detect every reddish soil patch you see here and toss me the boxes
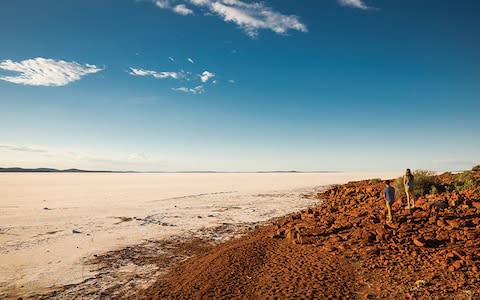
[138,172,480,299]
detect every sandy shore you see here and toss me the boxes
[0,172,398,299]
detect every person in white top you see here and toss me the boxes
[403,168,415,209]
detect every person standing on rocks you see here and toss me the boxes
[403,169,415,208]
[384,180,396,222]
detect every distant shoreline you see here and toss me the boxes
[0,167,341,174]
[0,167,114,173]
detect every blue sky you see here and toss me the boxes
[0,0,479,171]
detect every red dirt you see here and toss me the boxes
[138,172,480,299]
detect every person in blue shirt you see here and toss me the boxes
[384,180,396,222]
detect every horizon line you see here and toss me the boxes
[0,167,344,174]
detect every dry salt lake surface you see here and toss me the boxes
[0,172,398,299]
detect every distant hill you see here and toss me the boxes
[0,168,339,173]
[0,167,113,173]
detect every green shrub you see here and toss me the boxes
[394,176,407,199]
[454,171,479,191]
[393,169,479,197]
[414,170,439,196]
[394,170,439,198]
[472,165,480,172]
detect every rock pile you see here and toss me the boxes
[140,171,480,299]
[271,172,480,297]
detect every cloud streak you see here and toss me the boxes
[152,0,307,37]
[155,0,195,15]
[0,57,102,86]
[129,67,185,79]
[129,63,219,95]
[0,144,166,171]
[200,70,215,83]
[337,0,370,10]
[0,144,48,153]
[172,85,205,94]
[155,0,170,8]
[173,4,194,15]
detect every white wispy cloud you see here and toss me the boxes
[0,143,165,171]
[152,0,307,37]
[228,79,235,83]
[207,0,307,37]
[155,0,194,16]
[155,0,170,8]
[129,67,185,79]
[172,85,205,94]
[337,0,370,10]
[0,144,48,153]
[129,58,220,95]
[200,70,215,83]
[0,57,102,87]
[173,4,194,15]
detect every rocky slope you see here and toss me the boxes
[139,171,480,299]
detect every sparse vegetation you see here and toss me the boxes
[472,165,480,172]
[394,169,479,198]
[368,178,382,184]
[413,170,441,196]
[395,170,440,198]
[454,171,478,192]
